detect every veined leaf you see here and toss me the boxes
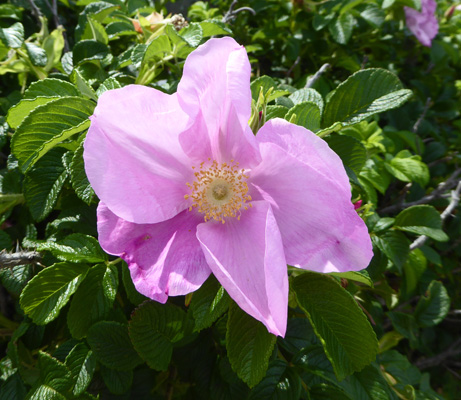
[65,343,96,396]
[24,78,80,99]
[0,22,24,48]
[293,272,378,381]
[20,262,89,325]
[284,101,321,132]
[414,281,450,327]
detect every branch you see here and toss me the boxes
[43,0,70,52]
[306,63,331,88]
[28,0,43,25]
[379,168,461,214]
[410,179,461,251]
[415,338,461,369]
[222,0,255,23]
[0,250,42,268]
[413,97,431,134]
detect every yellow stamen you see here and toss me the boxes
[184,160,252,223]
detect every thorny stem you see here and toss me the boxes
[27,0,43,25]
[0,250,42,268]
[222,0,256,23]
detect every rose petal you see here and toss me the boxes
[196,201,288,337]
[256,118,351,197]
[84,85,194,224]
[405,0,438,47]
[250,141,373,273]
[97,202,211,302]
[177,37,261,167]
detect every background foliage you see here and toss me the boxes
[1,0,460,399]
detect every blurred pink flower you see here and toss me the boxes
[83,37,373,337]
[405,0,438,47]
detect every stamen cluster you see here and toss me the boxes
[185,159,252,223]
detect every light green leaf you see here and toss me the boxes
[87,17,109,45]
[24,78,80,99]
[43,27,65,71]
[386,153,430,187]
[178,22,203,47]
[23,148,68,221]
[329,271,373,287]
[266,105,289,120]
[329,13,354,45]
[96,76,121,97]
[87,321,143,371]
[190,275,231,332]
[65,343,96,396]
[71,69,98,101]
[289,88,324,112]
[200,19,232,37]
[226,302,277,387]
[284,101,321,132]
[414,281,450,327]
[25,42,47,67]
[360,5,385,28]
[7,97,59,129]
[293,272,378,381]
[20,262,89,325]
[11,97,94,172]
[128,301,186,371]
[322,69,412,128]
[251,76,276,101]
[68,263,118,339]
[0,22,24,48]
[394,205,448,241]
[37,233,108,263]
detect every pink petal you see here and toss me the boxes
[97,202,211,302]
[84,85,194,224]
[256,119,351,197]
[405,0,438,47]
[177,37,261,168]
[196,201,288,337]
[250,137,373,273]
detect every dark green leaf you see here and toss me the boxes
[289,88,324,112]
[37,233,108,263]
[372,231,410,271]
[65,343,96,396]
[70,139,94,205]
[129,301,186,371]
[0,22,24,48]
[251,76,277,101]
[322,69,412,128]
[121,262,148,305]
[72,39,110,66]
[387,312,418,342]
[226,302,277,387]
[325,135,366,175]
[394,205,448,242]
[68,263,118,339]
[266,105,289,121]
[328,13,354,44]
[100,366,132,395]
[414,281,450,327]
[190,275,231,331]
[70,69,98,101]
[0,372,27,400]
[25,43,47,67]
[87,321,143,371]
[359,5,385,28]
[293,272,378,381]
[19,262,89,325]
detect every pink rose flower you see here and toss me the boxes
[405,0,438,47]
[83,37,373,337]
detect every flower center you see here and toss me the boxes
[185,159,252,223]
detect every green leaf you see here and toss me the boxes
[75,2,119,41]
[248,360,302,400]
[200,19,232,37]
[7,97,60,129]
[325,135,366,175]
[23,148,68,221]
[121,262,148,305]
[11,97,94,172]
[372,231,410,271]
[329,271,373,287]
[20,263,89,325]
[322,69,412,128]
[266,105,289,121]
[24,78,80,99]
[26,352,73,400]
[190,275,231,331]
[71,69,98,101]
[70,138,94,205]
[293,272,378,381]
[100,366,132,395]
[329,13,354,45]
[339,363,397,400]
[72,39,110,66]
[251,76,277,101]
[414,281,450,327]
[43,27,65,72]
[0,22,24,48]
[284,101,321,132]
[0,264,32,296]
[360,5,385,28]
[68,263,118,339]
[289,88,324,112]
[37,233,108,263]
[387,312,418,342]
[87,321,143,371]
[0,372,27,400]
[226,302,277,387]
[178,22,203,47]
[309,384,352,400]
[128,301,186,371]
[401,249,427,299]
[87,17,109,45]
[386,152,430,187]
[25,42,47,67]
[394,205,448,241]
[64,343,96,396]
[96,77,121,97]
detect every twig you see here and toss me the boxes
[413,97,431,134]
[0,250,42,268]
[415,338,461,369]
[379,168,461,214]
[222,0,256,23]
[409,180,461,250]
[306,63,331,88]
[28,0,43,24]
[286,56,301,78]
[43,0,70,52]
